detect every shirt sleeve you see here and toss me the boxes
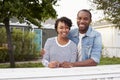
[91,33,102,64]
[41,59,49,67]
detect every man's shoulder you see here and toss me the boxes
[88,27,101,36]
[70,28,78,32]
[69,28,78,35]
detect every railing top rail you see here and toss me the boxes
[0,65,120,80]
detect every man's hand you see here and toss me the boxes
[60,61,73,68]
[40,49,45,57]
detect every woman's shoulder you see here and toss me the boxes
[47,37,56,41]
[44,37,56,46]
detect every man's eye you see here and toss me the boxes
[77,18,81,20]
[60,27,63,29]
[84,18,89,20]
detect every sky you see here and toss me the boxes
[53,0,104,27]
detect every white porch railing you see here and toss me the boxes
[0,65,120,80]
[102,47,120,57]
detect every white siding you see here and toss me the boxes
[94,26,114,47]
[94,24,120,57]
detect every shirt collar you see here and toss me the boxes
[85,26,92,37]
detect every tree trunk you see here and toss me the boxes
[4,17,15,68]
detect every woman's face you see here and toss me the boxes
[57,21,70,38]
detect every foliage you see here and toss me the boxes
[92,0,120,28]
[0,49,9,63]
[12,28,39,61]
[0,27,8,62]
[0,27,7,43]
[0,28,40,62]
[0,0,58,67]
[0,0,58,27]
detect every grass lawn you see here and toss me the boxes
[99,57,120,65]
[0,62,44,68]
[0,57,120,68]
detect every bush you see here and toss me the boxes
[0,27,40,62]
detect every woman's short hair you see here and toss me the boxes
[55,17,72,31]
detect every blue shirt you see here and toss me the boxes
[68,27,102,63]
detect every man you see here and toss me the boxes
[60,9,102,67]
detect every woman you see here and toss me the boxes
[42,17,78,68]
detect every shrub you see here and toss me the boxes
[0,27,40,62]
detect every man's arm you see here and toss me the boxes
[61,58,97,68]
[71,58,97,67]
[40,48,45,58]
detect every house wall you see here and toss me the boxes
[115,28,120,47]
[94,26,114,47]
[94,25,120,57]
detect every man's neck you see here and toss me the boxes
[79,30,86,34]
[79,27,89,34]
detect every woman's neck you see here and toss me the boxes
[57,36,69,45]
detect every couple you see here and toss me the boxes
[42,9,102,68]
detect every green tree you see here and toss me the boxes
[0,0,58,67]
[92,0,120,28]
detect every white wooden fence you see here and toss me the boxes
[102,47,120,57]
[0,65,120,80]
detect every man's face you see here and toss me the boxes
[77,11,91,33]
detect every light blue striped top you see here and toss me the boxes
[42,37,78,67]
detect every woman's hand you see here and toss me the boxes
[60,61,73,68]
[48,61,60,68]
